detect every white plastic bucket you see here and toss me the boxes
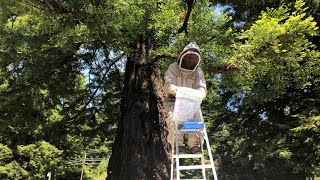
[172,87,203,122]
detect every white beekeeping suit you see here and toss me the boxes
[163,42,206,154]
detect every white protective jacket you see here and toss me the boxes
[164,62,207,100]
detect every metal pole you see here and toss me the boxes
[80,153,86,180]
[47,172,51,180]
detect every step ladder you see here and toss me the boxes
[170,119,218,180]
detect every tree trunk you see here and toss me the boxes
[107,59,170,180]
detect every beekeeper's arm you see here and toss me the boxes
[193,67,207,100]
[164,63,178,97]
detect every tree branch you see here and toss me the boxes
[28,0,71,15]
[213,63,239,74]
[67,53,125,122]
[177,0,195,35]
[153,54,177,63]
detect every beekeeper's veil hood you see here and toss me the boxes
[177,42,201,72]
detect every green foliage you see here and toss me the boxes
[0,144,29,179]
[155,0,233,74]
[83,160,108,180]
[205,1,320,178]
[0,144,13,163]
[225,0,320,102]
[0,161,29,179]
[0,0,122,178]
[151,1,181,41]
[17,141,63,179]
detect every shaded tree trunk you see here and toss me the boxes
[107,58,170,180]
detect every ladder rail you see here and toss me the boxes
[200,144,206,179]
[203,126,218,180]
[170,129,175,180]
[175,123,181,180]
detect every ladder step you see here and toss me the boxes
[175,130,203,134]
[173,154,203,158]
[181,122,204,129]
[178,164,213,170]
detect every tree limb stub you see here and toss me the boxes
[153,54,177,63]
[213,63,239,74]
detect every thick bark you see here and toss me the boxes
[107,59,170,180]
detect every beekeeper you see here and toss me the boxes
[163,42,207,154]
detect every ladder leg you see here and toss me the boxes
[170,125,175,180]
[200,139,206,180]
[203,128,218,180]
[199,112,207,180]
[174,122,180,180]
